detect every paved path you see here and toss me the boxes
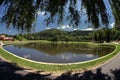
[101,52,120,75]
[0,52,120,80]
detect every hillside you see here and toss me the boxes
[15,28,93,41]
[34,28,92,36]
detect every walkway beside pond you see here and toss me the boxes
[101,51,120,75]
[0,52,120,80]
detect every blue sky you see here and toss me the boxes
[0,0,115,35]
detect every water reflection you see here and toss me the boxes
[4,42,115,63]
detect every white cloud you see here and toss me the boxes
[61,26,66,29]
[73,28,78,31]
[37,11,45,15]
[46,27,51,30]
[57,27,60,29]
[81,28,94,31]
[41,12,45,15]
[61,25,71,29]
[110,22,115,28]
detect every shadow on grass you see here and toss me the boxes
[0,59,120,80]
[0,59,51,80]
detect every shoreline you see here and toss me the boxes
[0,41,120,79]
[0,42,119,71]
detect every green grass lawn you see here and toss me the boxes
[0,41,120,72]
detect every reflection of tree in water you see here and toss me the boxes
[0,59,120,80]
[16,42,115,57]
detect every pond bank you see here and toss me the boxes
[0,41,119,73]
[1,55,120,80]
[3,42,115,64]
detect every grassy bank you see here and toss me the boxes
[0,41,120,72]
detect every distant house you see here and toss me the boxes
[0,35,14,41]
[0,35,6,40]
[5,37,14,41]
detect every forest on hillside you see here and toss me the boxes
[14,29,92,42]
[13,28,120,42]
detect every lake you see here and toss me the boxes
[3,42,115,63]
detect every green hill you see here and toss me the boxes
[15,28,93,42]
[35,28,91,36]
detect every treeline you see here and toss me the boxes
[14,28,120,42]
[15,28,92,42]
[92,28,120,42]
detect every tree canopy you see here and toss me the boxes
[0,0,120,32]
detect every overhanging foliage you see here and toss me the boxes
[0,0,120,31]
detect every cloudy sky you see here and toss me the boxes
[0,0,115,35]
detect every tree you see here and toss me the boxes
[0,0,120,31]
[109,0,120,29]
[92,28,116,42]
[15,34,23,41]
[51,36,59,42]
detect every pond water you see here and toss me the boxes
[4,42,115,63]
